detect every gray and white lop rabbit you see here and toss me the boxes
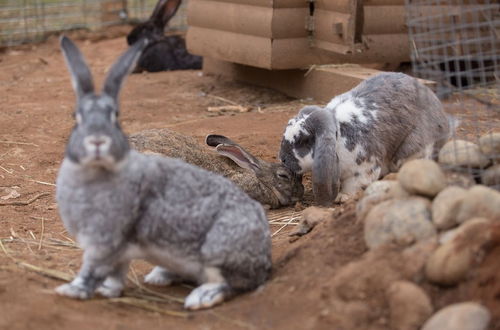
[129,129,304,209]
[55,36,271,310]
[279,72,455,206]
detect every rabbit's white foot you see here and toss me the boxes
[56,279,91,299]
[335,193,352,204]
[96,277,123,298]
[184,283,229,310]
[144,266,175,286]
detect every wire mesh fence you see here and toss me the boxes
[0,0,189,46]
[406,0,500,190]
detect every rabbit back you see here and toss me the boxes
[328,72,450,175]
[130,129,302,209]
[135,36,202,72]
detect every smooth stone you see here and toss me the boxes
[481,164,500,188]
[421,302,490,330]
[439,140,490,168]
[432,186,467,230]
[387,281,433,330]
[398,159,446,198]
[444,170,476,188]
[478,132,500,159]
[356,181,409,222]
[364,197,436,249]
[456,185,500,224]
[425,218,492,286]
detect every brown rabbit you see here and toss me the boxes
[129,129,304,209]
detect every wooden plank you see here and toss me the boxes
[203,58,435,103]
[186,26,273,68]
[188,1,273,38]
[188,0,307,8]
[364,6,407,34]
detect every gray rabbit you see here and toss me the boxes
[129,129,304,209]
[279,73,455,206]
[55,36,271,310]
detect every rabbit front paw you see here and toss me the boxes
[144,266,176,286]
[96,277,124,298]
[184,283,229,310]
[56,281,92,300]
[335,193,352,204]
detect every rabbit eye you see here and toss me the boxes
[277,172,290,180]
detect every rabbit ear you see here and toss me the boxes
[215,144,262,172]
[309,110,340,206]
[205,134,237,147]
[151,0,182,28]
[102,38,148,101]
[60,35,95,99]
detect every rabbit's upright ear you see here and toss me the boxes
[215,144,262,172]
[151,0,182,28]
[309,110,340,206]
[60,36,95,99]
[102,38,149,101]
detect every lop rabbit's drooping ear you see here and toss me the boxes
[60,36,95,100]
[309,110,341,206]
[279,107,340,206]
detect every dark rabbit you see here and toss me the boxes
[280,72,457,206]
[126,0,202,72]
[129,129,304,209]
[55,36,271,310]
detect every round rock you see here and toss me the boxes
[425,218,492,286]
[481,164,500,188]
[398,159,446,197]
[478,132,500,159]
[364,197,436,249]
[421,302,491,330]
[387,281,433,330]
[432,186,467,230]
[439,140,490,168]
[356,180,408,222]
[456,185,500,224]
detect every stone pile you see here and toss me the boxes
[355,151,500,330]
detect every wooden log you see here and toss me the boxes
[188,1,308,38]
[203,58,435,103]
[187,26,410,69]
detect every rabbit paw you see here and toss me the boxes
[144,266,176,286]
[55,282,91,300]
[335,193,352,204]
[184,283,228,310]
[96,277,123,298]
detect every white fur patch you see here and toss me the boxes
[97,276,124,298]
[335,99,370,124]
[144,266,174,286]
[284,114,310,143]
[184,283,227,310]
[326,92,350,110]
[293,149,314,173]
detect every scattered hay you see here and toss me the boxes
[0,192,49,206]
[268,209,301,237]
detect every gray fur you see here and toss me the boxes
[55,36,271,310]
[280,72,454,206]
[129,129,304,209]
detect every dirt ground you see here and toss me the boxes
[1,27,499,330]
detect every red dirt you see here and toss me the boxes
[1,27,499,330]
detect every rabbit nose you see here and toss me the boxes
[84,135,111,151]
